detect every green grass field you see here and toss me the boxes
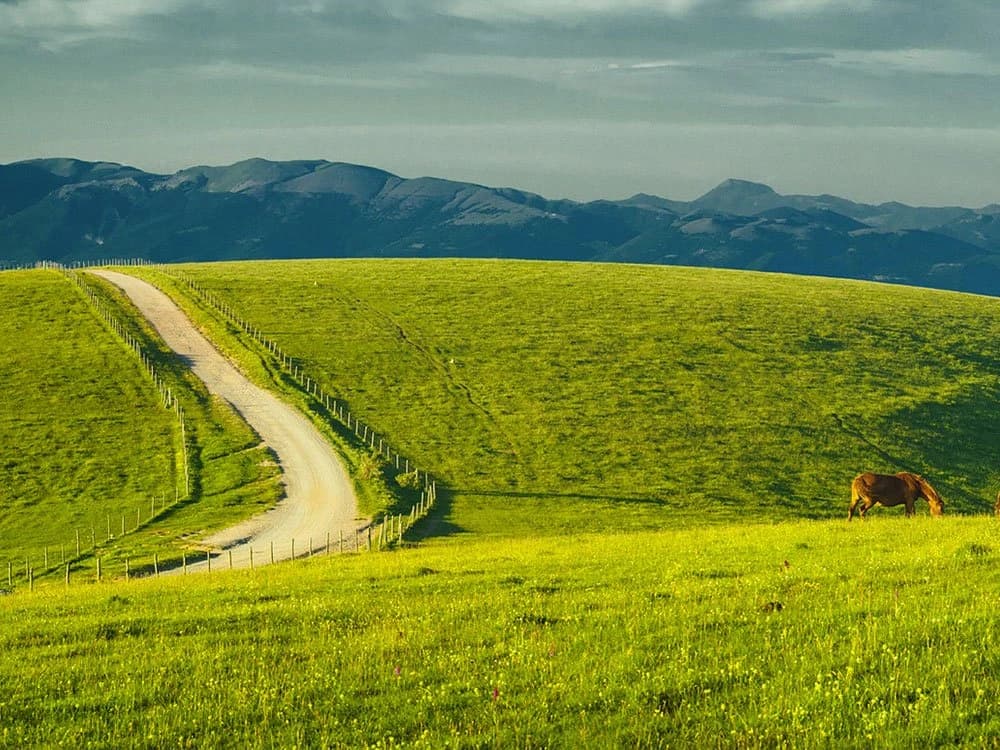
[0,269,281,577]
[6,259,1000,746]
[145,259,1000,535]
[0,270,176,554]
[3,516,1000,747]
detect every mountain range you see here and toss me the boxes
[3,157,1000,295]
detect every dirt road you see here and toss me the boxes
[94,270,362,571]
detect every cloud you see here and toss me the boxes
[446,0,706,21]
[182,60,419,90]
[823,47,1000,77]
[617,60,688,70]
[749,0,874,16]
[0,0,191,46]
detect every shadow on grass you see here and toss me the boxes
[403,486,467,542]
[450,488,668,506]
[834,385,1000,515]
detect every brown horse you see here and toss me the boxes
[848,472,944,520]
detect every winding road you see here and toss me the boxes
[94,270,362,571]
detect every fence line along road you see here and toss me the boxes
[2,259,441,591]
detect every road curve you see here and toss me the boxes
[94,270,362,571]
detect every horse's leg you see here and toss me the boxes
[905,499,914,517]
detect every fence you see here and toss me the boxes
[0,258,154,272]
[0,263,194,591]
[1,259,442,592]
[166,269,439,506]
[6,491,436,590]
[62,266,191,498]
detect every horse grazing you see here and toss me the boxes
[848,472,944,521]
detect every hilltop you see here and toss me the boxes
[3,158,1000,295]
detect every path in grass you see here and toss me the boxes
[94,271,361,570]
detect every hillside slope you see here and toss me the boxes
[152,259,1000,533]
[0,269,282,567]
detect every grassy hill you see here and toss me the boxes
[0,270,176,554]
[0,269,282,574]
[139,259,1000,535]
[6,260,1000,746]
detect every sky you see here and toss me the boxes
[1,0,999,207]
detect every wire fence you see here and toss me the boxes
[63,266,192,497]
[6,488,436,591]
[168,269,437,491]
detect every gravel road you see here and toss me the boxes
[94,270,362,571]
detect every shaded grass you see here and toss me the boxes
[4,516,1000,747]
[151,259,1000,534]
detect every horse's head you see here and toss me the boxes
[918,476,944,516]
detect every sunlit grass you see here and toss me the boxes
[0,269,282,575]
[3,516,1000,747]
[0,270,176,554]
[144,259,1000,535]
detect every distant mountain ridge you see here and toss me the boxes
[3,157,1000,295]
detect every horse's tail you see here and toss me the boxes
[848,476,863,521]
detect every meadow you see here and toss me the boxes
[141,259,1000,535]
[5,259,1000,747]
[0,269,282,578]
[3,516,1000,747]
